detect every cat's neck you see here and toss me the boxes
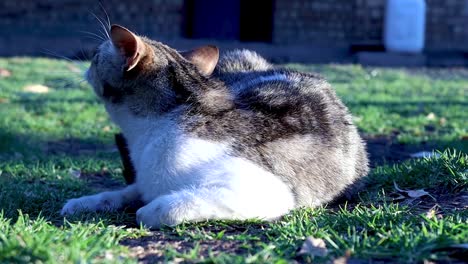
[105,103,180,147]
[105,103,152,146]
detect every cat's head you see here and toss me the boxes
[86,24,221,116]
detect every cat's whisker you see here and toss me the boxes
[90,11,111,40]
[98,1,112,30]
[98,28,110,42]
[41,49,84,66]
[78,43,91,61]
[37,71,86,79]
[78,30,106,42]
[69,49,88,64]
[39,49,89,77]
[35,71,83,76]
[82,35,106,44]
[35,75,87,90]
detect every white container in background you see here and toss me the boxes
[384,0,426,53]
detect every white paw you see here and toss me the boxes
[60,194,116,216]
[136,198,185,229]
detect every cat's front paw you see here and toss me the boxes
[60,194,115,216]
[136,200,182,229]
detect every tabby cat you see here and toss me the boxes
[61,25,369,228]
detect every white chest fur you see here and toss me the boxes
[132,125,230,202]
[106,105,295,221]
[112,111,226,202]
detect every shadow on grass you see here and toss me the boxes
[120,225,263,263]
[347,100,468,112]
[364,135,467,167]
[0,128,465,218]
[0,129,115,158]
[1,129,466,263]
[0,130,130,226]
[0,154,132,222]
[11,96,99,117]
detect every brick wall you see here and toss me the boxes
[273,0,468,51]
[425,0,468,50]
[0,0,183,56]
[0,0,183,37]
[1,0,467,56]
[273,1,353,44]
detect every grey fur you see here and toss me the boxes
[88,39,369,208]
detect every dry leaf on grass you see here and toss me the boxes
[393,181,436,200]
[425,205,443,219]
[0,68,11,77]
[426,112,436,120]
[69,169,81,178]
[439,117,447,126]
[23,84,50,94]
[298,237,328,257]
[410,151,441,159]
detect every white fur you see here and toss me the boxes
[61,184,139,215]
[62,105,295,228]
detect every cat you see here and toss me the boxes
[114,133,136,185]
[61,24,369,228]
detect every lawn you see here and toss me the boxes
[0,58,466,263]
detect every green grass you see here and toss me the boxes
[288,64,467,148]
[0,58,467,263]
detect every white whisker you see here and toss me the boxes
[40,49,89,74]
[79,44,90,61]
[98,1,112,30]
[81,35,105,43]
[90,11,111,40]
[78,30,106,42]
[41,49,78,64]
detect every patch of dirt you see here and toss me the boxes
[120,222,269,263]
[121,230,257,263]
[400,191,468,217]
[364,134,434,167]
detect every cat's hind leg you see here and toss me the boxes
[136,158,295,228]
[61,184,140,215]
[136,187,234,228]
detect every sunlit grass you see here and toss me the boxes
[0,58,466,263]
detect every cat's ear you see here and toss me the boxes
[110,24,145,71]
[181,45,219,76]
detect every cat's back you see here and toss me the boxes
[183,50,369,207]
[214,50,350,133]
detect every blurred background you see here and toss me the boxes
[1,0,468,66]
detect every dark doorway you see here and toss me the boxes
[184,0,273,42]
[184,0,240,40]
[240,0,273,42]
